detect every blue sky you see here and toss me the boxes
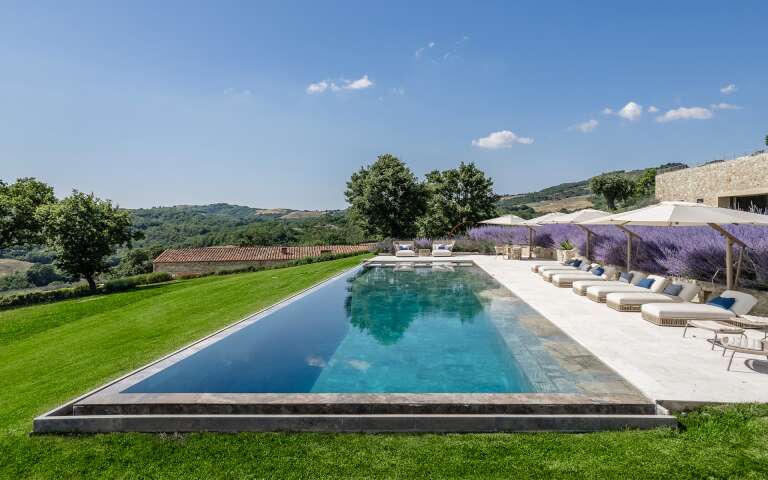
[1,1,767,209]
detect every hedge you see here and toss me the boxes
[0,271,173,309]
[0,251,372,309]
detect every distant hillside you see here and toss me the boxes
[496,162,687,217]
[129,203,361,249]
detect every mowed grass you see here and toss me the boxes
[1,254,768,479]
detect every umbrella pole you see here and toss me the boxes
[528,227,533,259]
[707,224,747,290]
[616,225,640,271]
[576,225,594,260]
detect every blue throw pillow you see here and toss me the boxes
[636,278,655,289]
[663,284,683,297]
[565,259,575,266]
[707,296,736,310]
[571,259,582,268]
[398,244,411,251]
[619,272,633,284]
[592,267,605,276]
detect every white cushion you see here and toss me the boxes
[553,272,603,282]
[627,271,648,285]
[586,285,643,296]
[641,302,734,321]
[720,290,758,316]
[395,250,416,257]
[676,283,700,302]
[606,292,680,306]
[538,265,578,273]
[571,279,618,294]
[646,275,669,293]
[431,250,452,257]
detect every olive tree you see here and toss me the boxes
[37,191,142,289]
[345,154,426,238]
[589,173,634,210]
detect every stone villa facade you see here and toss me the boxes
[655,152,768,210]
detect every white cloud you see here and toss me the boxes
[306,75,374,94]
[472,130,534,149]
[415,41,435,57]
[647,105,659,113]
[720,83,738,95]
[655,106,713,123]
[568,119,598,133]
[343,75,373,90]
[602,107,613,115]
[617,101,643,121]
[710,102,741,110]
[306,81,329,94]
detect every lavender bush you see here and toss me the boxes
[457,224,768,289]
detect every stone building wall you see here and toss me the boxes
[154,260,283,276]
[655,153,768,207]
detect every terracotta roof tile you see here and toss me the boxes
[154,244,372,263]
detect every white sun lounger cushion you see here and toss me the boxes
[641,302,736,321]
[719,290,758,316]
[606,291,681,306]
[552,272,608,283]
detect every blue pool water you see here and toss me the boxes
[125,266,543,394]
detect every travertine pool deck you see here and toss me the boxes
[375,255,768,406]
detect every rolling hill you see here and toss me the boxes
[496,162,687,217]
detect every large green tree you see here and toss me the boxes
[37,191,142,289]
[589,173,634,210]
[345,154,426,238]
[634,167,657,197]
[417,162,497,237]
[0,177,56,247]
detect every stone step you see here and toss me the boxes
[34,413,677,434]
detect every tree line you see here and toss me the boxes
[0,178,141,289]
[345,154,497,239]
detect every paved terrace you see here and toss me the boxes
[372,255,768,406]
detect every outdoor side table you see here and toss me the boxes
[418,248,431,257]
[728,315,768,339]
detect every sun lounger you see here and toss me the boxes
[571,271,647,295]
[431,241,454,257]
[551,266,618,288]
[532,257,587,273]
[718,336,768,371]
[606,282,700,312]
[540,263,598,281]
[585,275,668,303]
[394,241,416,257]
[641,290,757,327]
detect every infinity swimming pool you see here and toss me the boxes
[126,265,542,394]
[123,266,616,393]
[38,262,663,433]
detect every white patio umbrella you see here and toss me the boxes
[511,212,568,259]
[579,201,768,289]
[479,213,531,258]
[479,214,527,226]
[536,209,610,259]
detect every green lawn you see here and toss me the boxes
[1,254,767,479]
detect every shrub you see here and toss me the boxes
[559,240,575,250]
[1,271,174,309]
